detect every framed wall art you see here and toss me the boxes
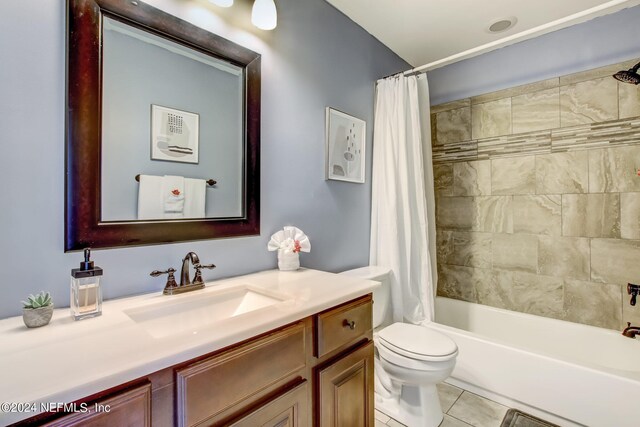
[325,107,366,183]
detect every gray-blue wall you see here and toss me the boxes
[0,0,408,319]
[428,5,640,105]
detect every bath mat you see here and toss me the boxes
[500,409,559,427]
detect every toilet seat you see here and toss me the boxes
[377,323,458,362]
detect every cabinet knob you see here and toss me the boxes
[343,320,356,330]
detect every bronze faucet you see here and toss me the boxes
[622,322,640,339]
[180,252,201,287]
[151,252,216,295]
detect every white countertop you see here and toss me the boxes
[0,268,379,425]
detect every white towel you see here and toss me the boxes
[184,178,206,218]
[137,175,164,220]
[162,175,185,219]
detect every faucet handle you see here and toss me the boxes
[151,268,178,291]
[192,264,216,286]
[195,263,216,270]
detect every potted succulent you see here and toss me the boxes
[22,291,54,328]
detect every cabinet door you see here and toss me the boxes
[43,383,151,427]
[317,342,374,427]
[176,323,306,427]
[229,381,308,427]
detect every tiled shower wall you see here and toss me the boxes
[432,59,640,330]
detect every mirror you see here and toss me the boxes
[66,0,260,251]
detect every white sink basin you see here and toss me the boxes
[124,285,289,339]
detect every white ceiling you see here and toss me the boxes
[326,0,640,69]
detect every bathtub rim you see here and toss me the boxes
[432,296,640,383]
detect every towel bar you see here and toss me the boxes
[135,174,217,186]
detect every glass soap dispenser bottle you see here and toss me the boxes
[70,248,103,320]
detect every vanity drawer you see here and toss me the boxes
[42,383,151,427]
[315,295,372,358]
[176,322,306,427]
[228,380,308,427]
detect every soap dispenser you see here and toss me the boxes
[70,248,103,320]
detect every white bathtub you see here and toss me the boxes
[428,297,640,427]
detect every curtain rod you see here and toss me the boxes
[380,0,634,82]
[379,67,425,80]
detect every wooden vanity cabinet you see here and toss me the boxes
[13,295,373,427]
[40,383,152,427]
[313,295,374,427]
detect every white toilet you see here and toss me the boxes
[341,266,458,427]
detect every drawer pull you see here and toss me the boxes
[343,320,356,330]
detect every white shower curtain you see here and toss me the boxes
[370,74,436,324]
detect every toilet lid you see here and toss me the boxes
[378,323,458,361]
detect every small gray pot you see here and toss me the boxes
[22,305,54,328]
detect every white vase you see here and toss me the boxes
[277,250,300,271]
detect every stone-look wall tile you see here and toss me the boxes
[619,83,640,119]
[512,272,564,318]
[431,98,471,114]
[477,131,551,159]
[563,280,622,330]
[432,60,640,332]
[589,146,640,193]
[436,197,474,230]
[562,193,621,238]
[591,239,640,284]
[432,140,478,163]
[475,269,515,310]
[473,196,513,233]
[550,117,640,153]
[535,152,588,194]
[437,264,479,303]
[560,59,639,86]
[436,107,471,145]
[512,88,560,134]
[538,236,590,281]
[471,78,559,105]
[492,234,537,273]
[452,160,491,196]
[436,230,453,265]
[434,163,453,195]
[560,77,618,127]
[621,193,640,240]
[513,195,561,236]
[472,98,512,140]
[441,232,492,268]
[491,156,536,195]
[430,113,438,146]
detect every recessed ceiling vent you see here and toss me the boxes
[487,17,517,33]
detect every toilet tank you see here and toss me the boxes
[340,266,391,328]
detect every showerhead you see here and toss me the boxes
[613,61,640,85]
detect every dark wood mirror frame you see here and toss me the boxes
[66,0,260,251]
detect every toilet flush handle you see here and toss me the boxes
[343,319,356,330]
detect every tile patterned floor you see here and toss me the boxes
[375,382,510,427]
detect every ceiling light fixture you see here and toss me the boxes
[252,0,277,31]
[486,17,517,34]
[208,0,233,7]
